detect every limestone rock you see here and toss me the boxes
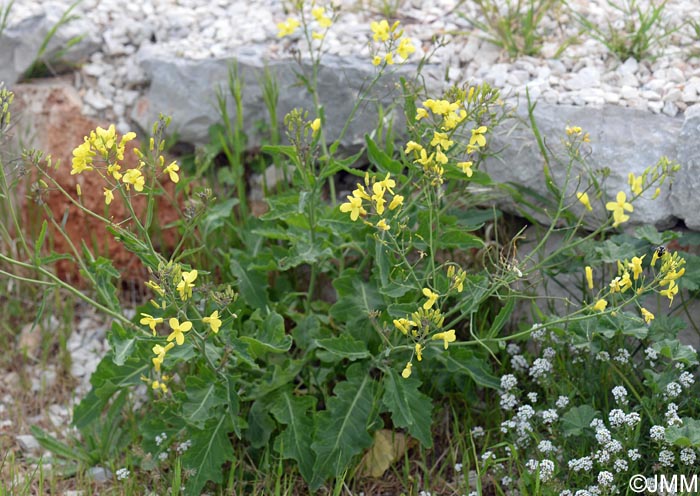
[671,104,700,230]
[482,103,681,229]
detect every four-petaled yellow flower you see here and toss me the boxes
[660,280,679,306]
[457,161,473,177]
[164,161,179,183]
[593,299,608,312]
[577,192,593,211]
[152,342,174,372]
[376,219,390,231]
[469,126,488,148]
[384,52,394,65]
[140,313,163,335]
[432,329,456,349]
[167,317,192,346]
[393,318,416,335]
[389,194,403,210]
[311,7,332,28]
[339,194,367,221]
[401,361,413,378]
[404,141,423,156]
[372,55,382,66]
[203,310,222,334]
[104,187,114,205]
[422,288,439,309]
[122,168,145,192]
[370,19,390,42]
[585,266,593,289]
[605,191,633,228]
[628,255,645,281]
[277,17,300,37]
[71,140,95,175]
[177,269,198,301]
[641,307,654,324]
[397,37,415,60]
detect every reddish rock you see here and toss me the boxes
[11,79,180,285]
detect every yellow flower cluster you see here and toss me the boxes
[370,19,415,66]
[70,124,181,206]
[605,191,633,228]
[394,272,466,378]
[277,5,333,40]
[339,172,403,231]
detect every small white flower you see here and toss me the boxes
[481,451,495,461]
[650,425,666,441]
[597,470,613,487]
[606,440,623,454]
[627,449,641,461]
[665,382,682,399]
[501,475,513,486]
[158,451,169,461]
[527,392,538,403]
[116,468,130,481]
[560,491,573,496]
[526,459,539,472]
[538,440,556,453]
[609,409,626,428]
[176,439,192,454]
[454,462,462,473]
[155,432,168,446]
[595,427,611,445]
[659,449,675,467]
[679,371,695,388]
[645,347,658,361]
[517,405,536,421]
[596,351,610,362]
[540,409,559,425]
[470,426,485,438]
[539,459,555,482]
[595,449,610,463]
[612,385,628,406]
[542,347,556,359]
[556,396,569,409]
[625,412,641,427]
[506,343,521,356]
[529,358,552,380]
[500,374,517,391]
[614,458,628,472]
[568,456,593,472]
[500,392,518,411]
[531,324,546,341]
[680,447,696,465]
[613,348,630,364]
[511,354,529,372]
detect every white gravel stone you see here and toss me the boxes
[16,434,40,452]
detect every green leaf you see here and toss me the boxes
[653,339,698,365]
[365,134,402,174]
[109,322,136,366]
[314,335,371,362]
[182,375,226,429]
[329,269,384,343]
[382,369,433,447]
[270,390,317,483]
[310,363,378,489]
[202,197,238,236]
[183,415,235,496]
[561,405,598,437]
[229,258,269,309]
[665,418,700,448]
[441,349,500,389]
[30,425,91,464]
[246,398,276,448]
[485,298,515,339]
[240,311,292,357]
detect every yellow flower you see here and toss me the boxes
[619,271,632,292]
[312,7,332,28]
[389,194,404,210]
[593,299,608,312]
[140,313,163,335]
[401,361,413,379]
[434,147,448,165]
[393,318,416,335]
[203,310,222,334]
[641,307,654,324]
[103,187,114,205]
[167,317,192,346]
[376,219,390,231]
[628,255,645,281]
[422,288,439,309]
[566,126,582,136]
[277,18,300,37]
[370,19,390,42]
[577,191,593,211]
[404,141,423,156]
[152,380,168,393]
[605,191,633,228]
[176,269,198,301]
[339,194,367,221]
[660,280,678,306]
[628,172,643,196]
[145,280,164,297]
[415,148,434,167]
[432,329,456,349]
[384,52,394,65]
[415,343,423,361]
[122,168,145,192]
[469,126,488,148]
[415,108,429,120]
[310,118,321,137]
[585,266,593,289]
[163,161,179,183]
[152,342,174,372]
[107,162,122,180]
[457,161,473,177]
[117,131,136,160]
[71,140,95,175]
[396,37,415,60]
[372,55,382,66]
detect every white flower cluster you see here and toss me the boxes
[680,447,697,465]
[176,439,192,454]
[666,403,682,426]
[155,431,168,446]
[611,385,628,406]
[679,371,694,388]
[650,425,665,441]
[529,358,552,380]
[116,467,130,480]
[665,381,682,399]
[500,374,517,391]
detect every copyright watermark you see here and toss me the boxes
[629,474,699,493]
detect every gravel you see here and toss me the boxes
[2,0,700,129]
